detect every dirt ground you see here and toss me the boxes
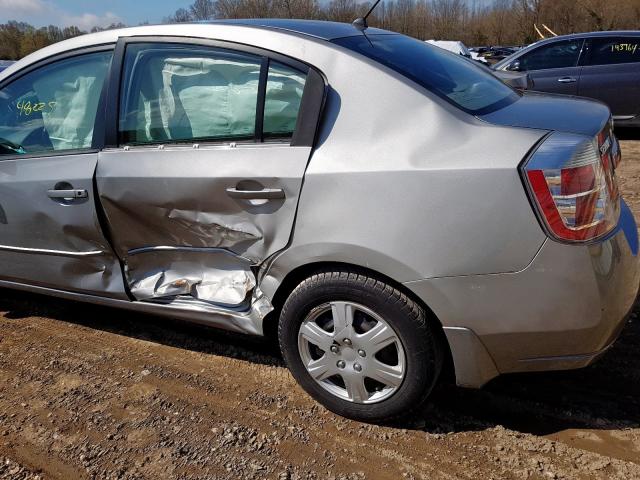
[2,137,640,480]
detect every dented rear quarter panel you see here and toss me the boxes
[260,47,550,295]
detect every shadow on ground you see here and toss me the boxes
[0,289,283,367]
[0,288,638,436]
[616,127,640,141]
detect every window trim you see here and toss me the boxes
[581,36,640,67]
[0,44,115,90]
[0,45,115,161]
[105,36,327,150]
[0,148,100,162]
[291,67,326,147]
[255,56,269,143]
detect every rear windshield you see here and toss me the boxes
[333,34,519,115]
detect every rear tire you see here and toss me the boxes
[278,270,443,422]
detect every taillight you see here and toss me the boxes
[523,130,620,243]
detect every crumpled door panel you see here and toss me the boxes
[126,248,255,306]
[98,194,265,255]
[96,145,311,307]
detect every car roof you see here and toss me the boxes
[527,30,640,49]
[0,20,397,81]
[551,30,640,40]
[199,19,392,40]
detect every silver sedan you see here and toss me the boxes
[0,19,637,422]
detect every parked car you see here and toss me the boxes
[0,20,637,422]
[491,68,532,90]
[494,31,640,127]
[426,40,488,63]
[0,61,14,73]
[469,46,491,55]
[477,46,521,64]
[426,41,530,89]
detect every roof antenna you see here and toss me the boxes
[352,0,382,31]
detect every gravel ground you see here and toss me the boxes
[1,136,640,479]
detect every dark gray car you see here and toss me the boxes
[494,31,640,127]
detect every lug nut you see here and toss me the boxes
[330,345,340,354]
[343,338,352,346]
[357,349,366,357]
[337,360,346,369]
[353,363,362,372]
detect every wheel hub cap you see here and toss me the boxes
[297,301,406,404]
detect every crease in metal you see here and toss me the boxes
[0,244,105,257]
[128,245,252,262]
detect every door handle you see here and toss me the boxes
[558,77,577,84]
[226,187,285,200]
[47,189,88,199]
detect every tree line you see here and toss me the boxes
[168,0,640,46]
[2,0,639,60]
[0,21,125,60]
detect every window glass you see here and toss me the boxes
[0,52,112,156]
[332,34,518,115]
[588,37,640,66]
[120,44,261,145]
[519,40,583,71]
[263,61,306,138]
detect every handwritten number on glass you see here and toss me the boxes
[611,43,639,54]
[16,100,57,116]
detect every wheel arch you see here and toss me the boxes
[260,260,456,384]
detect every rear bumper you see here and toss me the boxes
[406,199,640,387]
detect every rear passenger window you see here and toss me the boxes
[119,44,262,145]
[0,51,112,156]
[263,62,306,139]
[519,39,583,71]
[588,37,640,66]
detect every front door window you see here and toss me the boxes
[518,40,583,71]
[0,52,112,156]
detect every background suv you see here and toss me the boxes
[494,31,640,127]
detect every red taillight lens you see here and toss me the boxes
[523,130,620,243]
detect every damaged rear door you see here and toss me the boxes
[96,38,325,309]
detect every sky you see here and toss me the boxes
[0,0,496,31]
[0,0,194,30]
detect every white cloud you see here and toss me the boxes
[0,0,124,30]
[0,0,47,14]
[59,12,123,30]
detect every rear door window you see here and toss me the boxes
[263,61,306,139]
[119,43,308,145]
[0,51,112,156]
[587,37,640,66]
[120,43,262,145]
[518,39,584,71]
